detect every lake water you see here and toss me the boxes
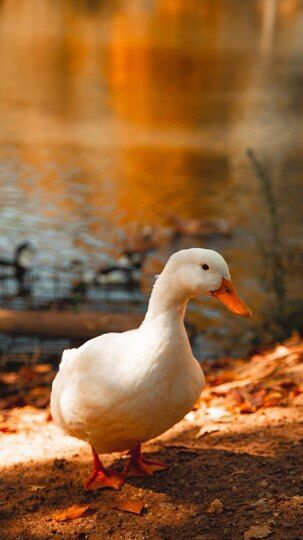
[0,0,302,359]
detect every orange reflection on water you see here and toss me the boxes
[0,0,301,351]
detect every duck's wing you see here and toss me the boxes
[54,329,138,387]
[50,330,138,433]
[59,348,78,370]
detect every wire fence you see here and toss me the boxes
[0,264,149,367]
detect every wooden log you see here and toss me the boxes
[0,309,144,339]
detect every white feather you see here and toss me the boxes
[59,348,77,370]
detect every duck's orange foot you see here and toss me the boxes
[85,446,125,491]
[124,444,169,477]
[85,469,124,491]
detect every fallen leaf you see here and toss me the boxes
[0,424,16,434]
[113,499,144,515]
[45,411,52,422]
[19,366,37,385]
[27,387,50,408]
[244,524,272,539]
[250,388,267,408]
[0,395,24,409]
[208,370,238,385]
[207,406,230,420]
[35,364,53,374]
[262,390,284,408]
[184,411,197,423]
[1,372,18,385]
[239,404,256,414]
[193,396,204,409]
[271,345,290,359]
[30,484,45,492]
[292,386,303,396]
[53,504,90,521]
[196,425,220,438]
[226,389,245,406]
[292,495,303,504]
[280,379,296,390]
[207,499,224,514]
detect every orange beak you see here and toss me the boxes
[211,278,252,318]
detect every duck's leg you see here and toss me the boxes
[85,447,124,490]
[123,444,169,477]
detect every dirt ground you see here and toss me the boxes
[1,339,303,539]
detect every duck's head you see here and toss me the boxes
[15,242,36,269]
[164,248,252,318]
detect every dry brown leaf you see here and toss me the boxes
[53,504,90,522]
[244,524,272,539]
[292,495,303,504]
[292,386,303,396]
[262,390,284,408]
[27,387,50,408]
[239,404,256,414]
[0,395,24,409]
[196,425,220,438]
[35,364,53,374]
[113,499,144,515]
[184,411,197,423]
[19,366,38,385]
[249,388,267,408]
[207,406,231,420]
[207,370,239,386]
[0,424,16,434]
[207,498,224,514]
[30,484,45,492]
[226,389,245,406]
[193,395,204,410]
[1,372,18,385]
[280,379,297,390]
[45,410,53,422]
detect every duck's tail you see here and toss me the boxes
[59,348,77,370]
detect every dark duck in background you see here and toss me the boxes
[0,242,36,296]
[94,251,144,288]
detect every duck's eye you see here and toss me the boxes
[226,287,232,294]
[202,264,209,270]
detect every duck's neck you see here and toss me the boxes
[144,272,189,324]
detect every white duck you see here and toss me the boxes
[51,248,251,489]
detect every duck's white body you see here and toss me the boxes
[51,311,203,453]
[51,248,250,457]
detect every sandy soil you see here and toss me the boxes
[1,340,303,539]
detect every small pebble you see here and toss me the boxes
[260,480,268,487]
[207,499,224,514]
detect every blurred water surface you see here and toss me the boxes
[0,0,302,357]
